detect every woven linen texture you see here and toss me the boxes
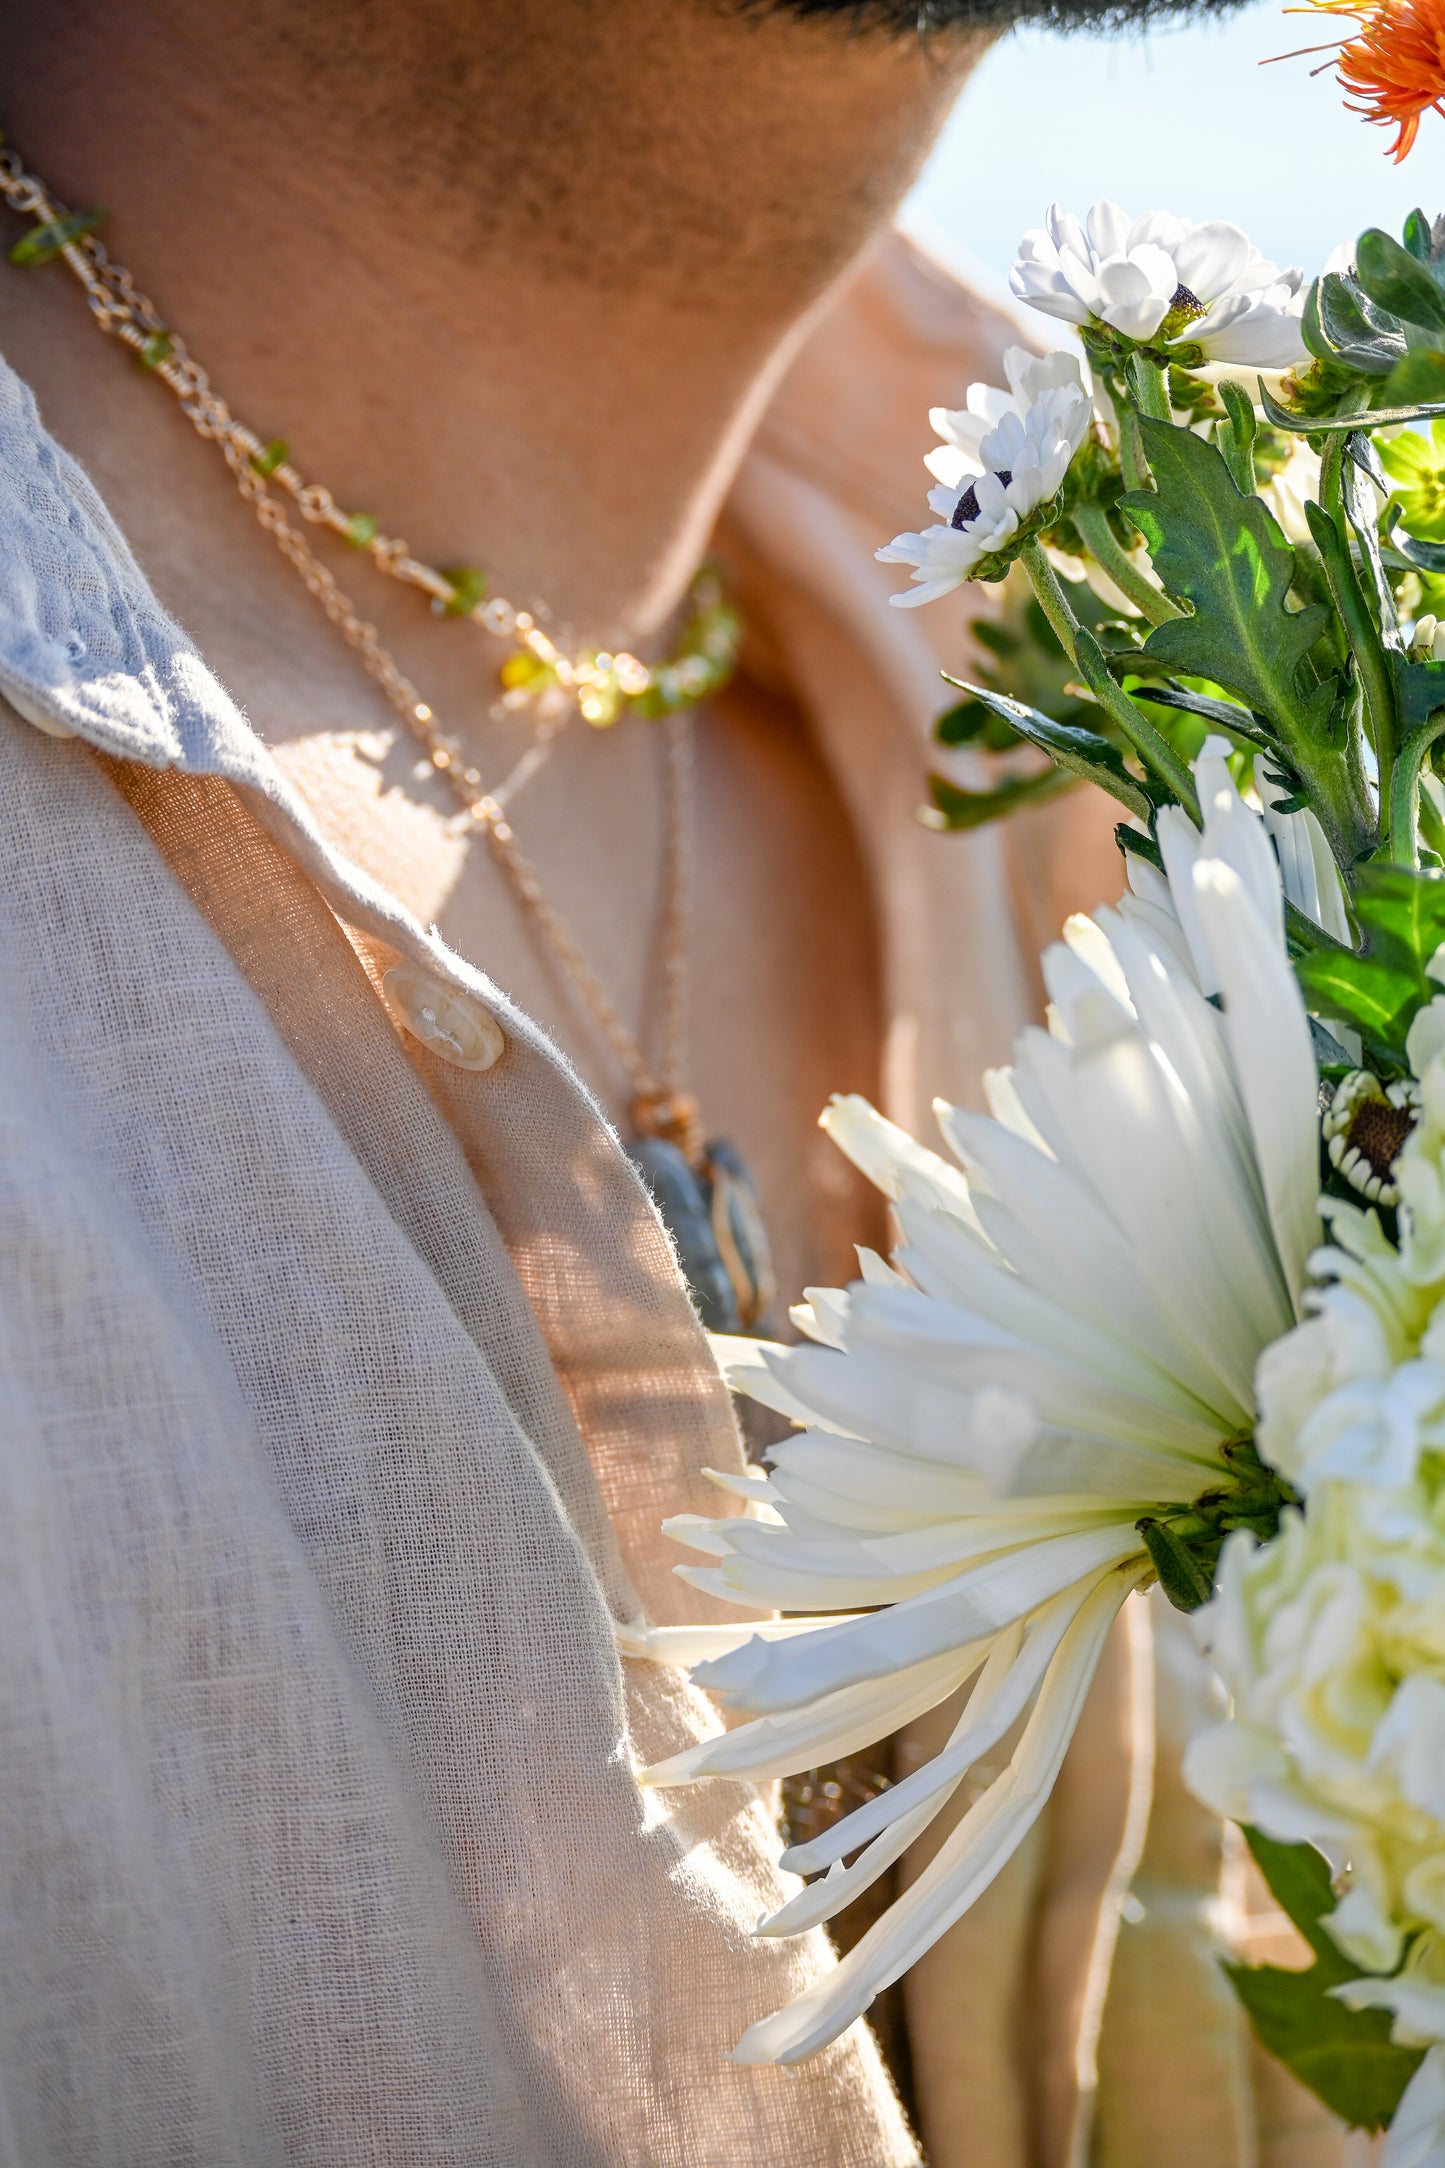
[0,341,915,2165]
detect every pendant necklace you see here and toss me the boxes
[0,139,777,1334]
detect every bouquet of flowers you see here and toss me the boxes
[624,14,1445,2157]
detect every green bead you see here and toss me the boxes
[500,650,549,690]
[250,438,289,478]
[9,208,105,266]
[345,512,378,549]
[441,565,488,616]
[137,330,174,371]
[579,680,623,726]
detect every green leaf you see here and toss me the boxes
[1348,428,1392,494]
[1404,209,1434,263]
[924,767,1074,830]
[1294,946,1420,1056]
[1259,380,1445,434]
[1392,520,1445,576]
[934,696,1023,753]
[1304,272,1405,376]
[1244,1828,1349,1961]
[939,676,1157,821]
[1224,1962,1422,2130]
[1224,1829,1422,2132]
[1357,228,1445,337]
[1135,1515,1219,1611]
[1217,381,1258,493]
[1116,822,1162,870]
[1122,420,1331,753]
[1359,861,1445,971]
[1396,654,1445,731]
[1311,1013,1358,1068]
[1129,681,1272,746]
[1296,862,1445,1061]
[970,620,1021,658]
[1385,349,1445,407]
[1288,897,1355,960]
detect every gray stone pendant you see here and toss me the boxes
[627,1132,777,1334]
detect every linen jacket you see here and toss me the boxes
[0,230,1348,2168]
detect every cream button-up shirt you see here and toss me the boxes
[0,343,918,2167]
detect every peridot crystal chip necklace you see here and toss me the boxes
[0,137,775,1333]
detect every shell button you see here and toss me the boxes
[3,682,78,739]
[381,964,504,1071]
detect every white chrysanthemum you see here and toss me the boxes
[877,349,1092,607]
[1187,1042,1445,2168]
[1186,1484,1445,1961]
[1185,1480,1445,2168]
[1254,1014,1445,1498]
[1255,762,1353,949]
[624,743,1320,2066]
[1010,202,1307,370]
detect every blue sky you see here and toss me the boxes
[903,0,1430,304]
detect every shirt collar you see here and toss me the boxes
[0,345,560,1043]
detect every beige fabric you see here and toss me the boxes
[0,355,915,2164]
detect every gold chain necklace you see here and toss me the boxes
[0,138,774,1331]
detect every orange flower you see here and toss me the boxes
[1280,0,1445,159]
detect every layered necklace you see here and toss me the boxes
[0,138,775,1333]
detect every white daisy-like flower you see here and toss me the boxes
[1251,1020,1445,1501]
[877,349,1092,607]
[624,742,1321,2066]
[1190,1053,1445,2167]
[1184,1473,1445,2168]
[923,346,1092,491]
[1255,762,1354,949]
[1010,202,1307,370]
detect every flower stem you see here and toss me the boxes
[1125,352,1173,424]
[1318,428,1346,526]
[1022,536,1084,666]
[1022,533,1091,667]
[1072,504,1183,627]
[1021,538,1200,820]
[1099,362,1154,493]
[1117,404,1151,494]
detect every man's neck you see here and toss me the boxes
[1,1,981,651]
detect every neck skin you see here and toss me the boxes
[0,1,985,651]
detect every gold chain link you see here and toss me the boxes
[0,142,726,1121]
